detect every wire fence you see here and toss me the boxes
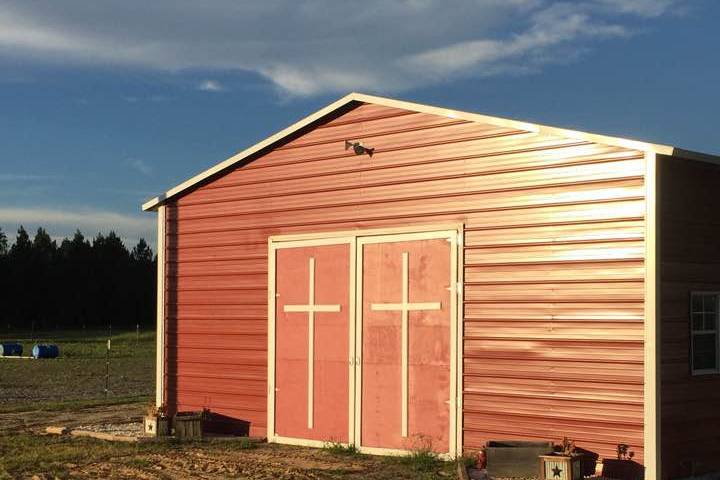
[0,327,155,409]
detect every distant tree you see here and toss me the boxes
[3,226,156,332]
[8,226,35,329]
[58,230,93,329]
[129,238,155,328]
[60,230,91,258]
[131,238,153,263]
[0,227,7,329]
[0,226,7,256]
[33,227,57,261]
[29,228,59,329]
[91,231,133,329]
[10,226,31,256]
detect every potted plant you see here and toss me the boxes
[538,437,584,480]
[143,403,170,437]
[602,444,644,480]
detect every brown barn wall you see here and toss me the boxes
[162,102,646,460]
[659,155,720,478]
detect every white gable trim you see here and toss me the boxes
[142,92,715,211]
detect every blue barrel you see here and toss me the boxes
[0,343,23,356]
[32,344,60,359]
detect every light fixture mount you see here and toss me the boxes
[345,140,374,157]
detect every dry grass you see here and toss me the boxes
[0,434,459,480]
[0,329,154,411]
[0,329,459,479]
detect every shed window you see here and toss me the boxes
[691,292,720,374]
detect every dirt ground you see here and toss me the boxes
[0,330,464,479]
[0,402,144,435]
[69,442,458,480]
[0,403,460,480]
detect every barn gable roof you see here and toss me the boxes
[142,92,719,211]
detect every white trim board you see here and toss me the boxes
[155,205,166,408]
[643,151,660,480]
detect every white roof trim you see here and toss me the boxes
[142,92,716,211]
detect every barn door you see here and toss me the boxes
[269,228,459,456]
[356,233,455,455]
[272,241,353,444]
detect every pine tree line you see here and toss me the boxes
[0,225,155,332]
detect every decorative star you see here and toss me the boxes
[552,465,563,478]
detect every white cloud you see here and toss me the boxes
[594,0,678,17]
[403,2,629,79]
[0,207,156,248]
[0,0,680,96]
[126,158,153,176]
[198,79,224,92]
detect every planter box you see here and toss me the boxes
[602,459,644,480]
[485,440,553,478]
[173,412,205,439]
[143,415,170,437]
[539,453,583,480]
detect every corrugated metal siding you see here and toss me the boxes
[659,156,720,479]
[164,102,645,458]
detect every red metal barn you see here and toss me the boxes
[143,93,720,479]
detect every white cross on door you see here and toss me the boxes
[282,257,341,429]
[370,251,441,437]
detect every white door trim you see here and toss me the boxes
[355,229,459,457]
[267,236,355,446]
[267,225,464,457]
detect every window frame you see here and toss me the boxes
[690,291,720,375]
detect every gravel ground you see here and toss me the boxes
[73,421,147,437]
[0,402,144,435]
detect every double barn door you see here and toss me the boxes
[268,229,459,456]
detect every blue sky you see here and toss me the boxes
[1,0,718,249]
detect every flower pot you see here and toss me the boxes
[143,415,170,437]
[539,453,584,480]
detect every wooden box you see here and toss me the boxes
[174,412,205,439]
[539,454,583,480]
[143,415,170,437]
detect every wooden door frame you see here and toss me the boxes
[267,223,464,457]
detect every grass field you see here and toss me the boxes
[0,329,154,411]
[0,330,465,479]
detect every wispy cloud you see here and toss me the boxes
[594,0,678,17]
[124,94,171,103]
[198,79,224,92]
[126,158,152,176]
[0,1,681,96]
[0,207,156,247]
[0,173,58,181]
[402,3,628,78]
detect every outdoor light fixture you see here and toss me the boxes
[345,140,374,157]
